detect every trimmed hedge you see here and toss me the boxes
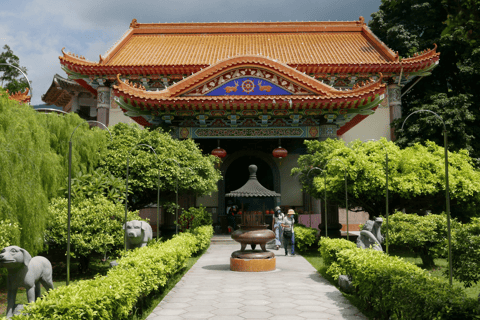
[293,224,317,251]
[13,226,213,320]
[318,237,357,266]
[320,238,479,320]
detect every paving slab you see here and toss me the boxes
[146,243,366,320]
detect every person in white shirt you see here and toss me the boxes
[271,206,284,250]
[281,209,295,256]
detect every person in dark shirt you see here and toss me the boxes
[227,205,238,232]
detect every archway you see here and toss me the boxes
[218,150,280,216]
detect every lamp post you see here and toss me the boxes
[401,109,452,285]
[67,120,111,286]
[124,144,157,251]
[0,63,32,104]
[364,139,389,253]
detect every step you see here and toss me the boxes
[210,235,236,245]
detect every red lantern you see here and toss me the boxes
[272,147,288,159]
[211,147,227,159]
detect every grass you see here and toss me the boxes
[0,244,207,319]
[300,248,480,320]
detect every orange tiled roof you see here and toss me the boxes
[105,33,390,66]
[59,18,441,76]
[6,88,31,104]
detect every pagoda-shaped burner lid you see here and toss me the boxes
[225,165,281,197]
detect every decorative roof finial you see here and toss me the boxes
[130,19,139,29]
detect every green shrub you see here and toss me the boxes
[177,205,212,232]
[45,196,143,272]
[451,217,480,287]
[15,225,212,319]
[294,224,317,251]
[192,225,214,252]
[331,248,479,319]
[319,237,357,266]
[386,212,461,268]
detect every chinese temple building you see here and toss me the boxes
[55,18,439,232]
[6,88,31,104]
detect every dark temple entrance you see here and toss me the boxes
[225,156,276,212]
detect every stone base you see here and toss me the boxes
[230,256,276,272]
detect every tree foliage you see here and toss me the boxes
[450,217,480,287]
[0,89,108,255]
[98,123,222,210]
[46,196,143,273]
[293,138,480,221]
[386,212,461,268]
[0,45,29,94]
[369,0,480,159]
[58,168,127,204]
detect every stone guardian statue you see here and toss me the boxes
[356,217,384,251]
[0,246,54,318]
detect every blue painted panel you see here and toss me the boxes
[205,77,292,96]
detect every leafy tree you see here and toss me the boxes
[450,217,480,287]
[98,123,222,210]
[58,168,127,204]
[46,196,144,273]
[0,88,108,255]
[292,138,480,222]
[386,212,461,268]
[369,0,480,159]
[0,45,29,94]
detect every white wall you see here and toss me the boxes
[339,106,391,143]
[274,154,303,207]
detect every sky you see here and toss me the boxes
[1,0,382,105]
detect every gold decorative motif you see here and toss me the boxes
[241,79,255,94]
[257,80,272,92]
[225,81,239,93]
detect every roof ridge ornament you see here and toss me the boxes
[130,19,139,29]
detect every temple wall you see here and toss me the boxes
[109,92,141,127]
[339,106,390,143]
[275,154,302,207]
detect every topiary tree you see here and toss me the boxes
[450,217,480,287]
[386,212,461,268]
[99,123,222,210]
[46,195,144,273]
[293,138,480,222]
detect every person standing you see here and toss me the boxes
[272,206,284,250]
[282,209,296,256]
[227,205,238,232]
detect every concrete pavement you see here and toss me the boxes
[146,241,367,320]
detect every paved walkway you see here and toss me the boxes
[146,242,367,320]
